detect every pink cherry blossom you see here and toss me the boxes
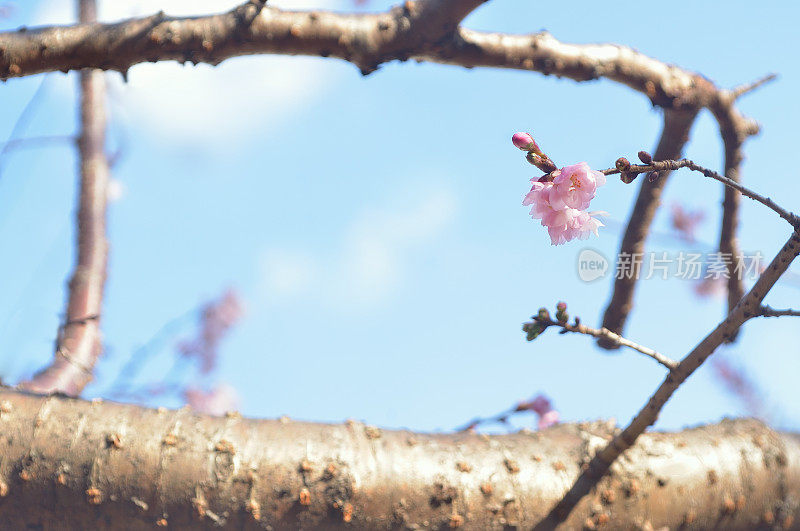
[550,162,606,210]
[522,163,606,245]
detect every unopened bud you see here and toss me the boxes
[647,171,660,183]
[615,157,631,172]
[555,302,568,323]
[620,172,636,184]
[537,307,551,321]
[512,132,541,154]
[638,151,653,164]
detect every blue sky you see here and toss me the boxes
[0,0,798,433]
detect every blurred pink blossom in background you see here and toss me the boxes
[516,393,560,429]
[185,384,240,416]
[177,289,244,374]
[670,203,705,242]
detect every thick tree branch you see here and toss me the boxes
[539,230,800,528]
[598,109,698,348]
[0,0,488,79]
[17,0,109,396]
[0,388,798,529]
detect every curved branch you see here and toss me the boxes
[0,2,734,114]
[0,0,488,79]
[0,388,798,529]
[709,94,762,332]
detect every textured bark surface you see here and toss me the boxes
[0,388,797,530]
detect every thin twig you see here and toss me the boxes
[758,305,800,318]
[731,73,777,100]
[605,158,800,229]
[525,317,678,370]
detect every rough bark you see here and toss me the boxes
[0,388,797,530]
[16,0,109,395]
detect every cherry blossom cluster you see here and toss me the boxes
[513,132,606,245]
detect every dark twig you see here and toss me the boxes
[758,305,800,318]
[707,77,776,337]
[605,158,800,229]
[18,0,109,396]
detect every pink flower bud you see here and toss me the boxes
[512,132,540,153]
[556,301,567,312]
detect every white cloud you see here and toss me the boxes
[34,0,348,145]
[337,188,457,304]
[257,186,459,309]
[259,249,317,298]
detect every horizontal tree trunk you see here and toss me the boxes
[0,388,797,530]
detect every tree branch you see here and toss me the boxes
[0,388,798,529]
[17,0,109,396]
[731,73,777,100]
[708,88,765,334]
[538,230,800,528]
[598,109,698,348]
[0,0,489,79]
[523,316,678,370]
[604,158,799,228]
[759,305,800,318]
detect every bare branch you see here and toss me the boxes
[731,73,777,100]
[598,109,698,348]
[604,158,800,228]
[523,316,678,370]
[0,0,489,78]
[538,230,800,527]
[18,0,109,396]
[759,305,800,318]
[0,1,734,116]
